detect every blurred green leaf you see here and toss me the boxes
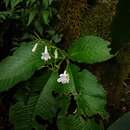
[10,0,23,8]
[42,0,49,9]
[43,10,50,25]
[27,10,36,26]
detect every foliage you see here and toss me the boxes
[76,69,107,118]
[0,33,113,129]
[0,41,46,91]
[0,0,124,130]
[68,36,113,64]
[10,72,58,130]
[0,0,55,41]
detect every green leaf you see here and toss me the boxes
[57,114,101,130]
[57,95,70,115]
[107,112,130,130]
[76,69,107,117]
[43,10,50,25]
[29,70,52,93]
[10,96,39,130]
[27,10,36,26]
[3,0,10,7]
[14,70,51,102]
[0,11,12,22]
[10,72,58,130]
[34,21,44,35]
[11,0,23,8]
[42,0,49,9]
[68,36,113,64]
[34,72,58,120]
[26,0,36,6]
[0,41,46,91]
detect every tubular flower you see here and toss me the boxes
[54,49,58,59]
[57,70,70,84]
[32,43,38,52]
[41,46,51,61]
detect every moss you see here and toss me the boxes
[57,0,86,47]
[81,0,118,41]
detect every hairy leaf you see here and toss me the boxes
[10,96,39,130]
[76,69,107,117]
[56,64,107,117]
[68,36,113,64]
[57,114,101,130]
[10,72,58,130]
[0,41,45,91]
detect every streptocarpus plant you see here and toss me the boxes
[0,36,113,130]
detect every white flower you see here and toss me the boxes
[57,70,70,84]
[41,46,51,61]
[32,43,38,52]
[54,49,58,59]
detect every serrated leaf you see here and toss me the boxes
[57,114,101,130]
[10,96,39,130]
[56,64,107,117]
[0,41,46,91]
[68,36,113,64]
[10,72,58,130]
[76,70,107,117]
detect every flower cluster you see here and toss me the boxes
[32,44,69,84]
[40,46,69,84]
